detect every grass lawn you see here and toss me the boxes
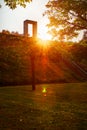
[0,82,87,130]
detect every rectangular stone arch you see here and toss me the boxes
[24,20,37,37]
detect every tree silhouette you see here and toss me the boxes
[44,0,87,41]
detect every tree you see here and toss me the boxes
[4,0,32,9]
[83,30,87,40]
[44,0,87,41]
[2,29,10,34]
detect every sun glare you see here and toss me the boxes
[38,20,52,41]
[38,32,52,40]
[37,26,52,47]
[37,38,51,48]
[37,24,52,47]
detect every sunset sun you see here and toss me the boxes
[39,33,51,40]
[37,25,52,47]
[38,24,52,40]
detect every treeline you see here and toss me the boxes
[0,30,20,36]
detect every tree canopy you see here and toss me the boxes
[4,0,32,9]
[44,0,87,41]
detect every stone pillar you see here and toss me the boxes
[33,22,37,37]
[24,21,28,36]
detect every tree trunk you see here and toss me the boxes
[31,55,36,90]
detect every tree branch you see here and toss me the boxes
[66,20,87,30]
[69,11,87,22]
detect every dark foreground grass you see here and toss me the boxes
[0,82,87,130]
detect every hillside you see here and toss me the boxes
[0,33,87,85]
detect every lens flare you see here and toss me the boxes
[42,87,47,96]
[42,87,47,93]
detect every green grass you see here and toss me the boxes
[0,82,87,129]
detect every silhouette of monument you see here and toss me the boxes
[24,20,37,37]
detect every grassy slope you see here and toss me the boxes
[0,33,87,85]
[0,82,87,129]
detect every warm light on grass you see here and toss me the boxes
[41,40,50,47]
[37,39,51,49]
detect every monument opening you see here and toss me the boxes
[28,24,33,37]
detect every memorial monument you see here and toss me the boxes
[24,20,37,37]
